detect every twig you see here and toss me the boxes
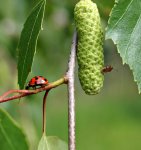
[66,31,77,150]
[42,90,49,134]
[0,89,30,100]
[0,77,68,103]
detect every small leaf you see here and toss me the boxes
[17,0,46,89]
[106,0,141,93]
[0,109,29,150]
[38,134,68,150]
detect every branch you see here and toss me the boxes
[66,31,77,150]
[42,90,49,134]
[0,77,68,103]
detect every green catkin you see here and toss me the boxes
[74,0,104,95]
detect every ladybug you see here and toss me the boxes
[26,76,48,89]
[102,65,113,74]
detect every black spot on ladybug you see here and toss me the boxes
[35,76,38,80]
[44,78,47,81]
[35,80,37,85]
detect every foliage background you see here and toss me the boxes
[0,0,141,149]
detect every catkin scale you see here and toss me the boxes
[74,0,104,95]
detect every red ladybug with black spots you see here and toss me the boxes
[26,76,48,89]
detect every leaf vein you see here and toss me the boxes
[110,0,134,32]
[124,13,141,61]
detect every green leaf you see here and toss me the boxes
[106,0,141,93]
[17,0,46,89]
[38,134,68,150]
[0,109,29,150]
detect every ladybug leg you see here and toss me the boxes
[32,85,36,90]
[41,85,46,88]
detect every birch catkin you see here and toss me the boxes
[74,0,104,95]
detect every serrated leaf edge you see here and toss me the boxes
[105,0,141,94]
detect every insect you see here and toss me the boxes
[25,76,48,89]
[102,65,113,74]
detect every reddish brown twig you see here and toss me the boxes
[42,90,49,134]
[0,77,68,103]
[0,89,30,99]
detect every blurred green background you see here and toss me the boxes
[0,0,141,150]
